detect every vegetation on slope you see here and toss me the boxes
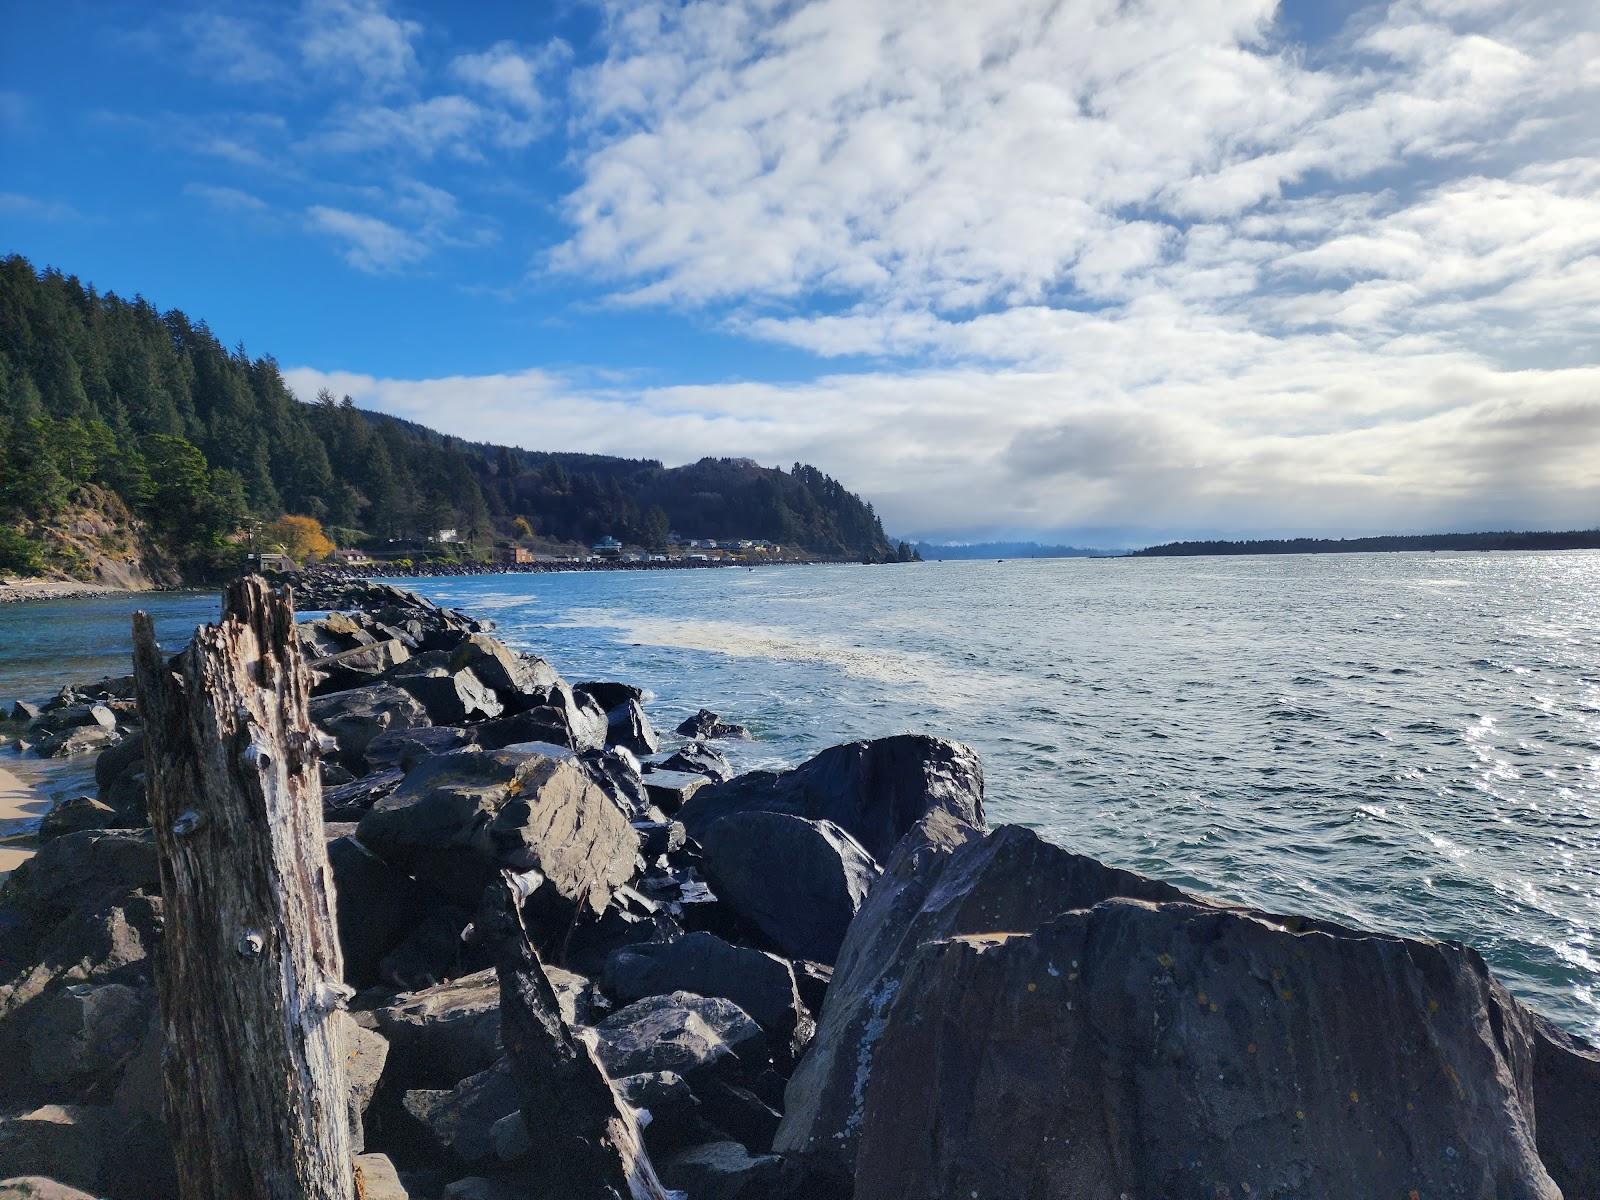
[0,255,893,577]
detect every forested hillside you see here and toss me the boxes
[0,256,892,576]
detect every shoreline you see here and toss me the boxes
[0,575,1594,1197]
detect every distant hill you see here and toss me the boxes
[1130,531,1600,557]
[912,540,1115,560]
[0,255,893,578]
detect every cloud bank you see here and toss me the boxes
[153,1,1600,537]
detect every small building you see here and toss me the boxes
[592,536,623,559]
[434,528,462,544]
[330,548,373,567]
[494,545,534,565]
[255,552,295,574]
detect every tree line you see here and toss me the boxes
[0,256,893,574]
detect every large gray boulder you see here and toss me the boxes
[394,667,504,726]
[448,634,559,705]
[852,897,1563,1200]
[603,932,811,1051]
[21,982,149,1096]
[309,683,431,773]
[774,812,1187,1179]
[678,734,983,861]
[700,813,879,965]
[475,681,608,752]
[356,747,639,910]
[401,1060,521,1167]
[310,638,411,695]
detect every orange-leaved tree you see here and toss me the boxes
[264,514,334,563]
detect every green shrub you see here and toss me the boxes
[0,527,47,574]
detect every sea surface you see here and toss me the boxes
[2,553,1597,1037]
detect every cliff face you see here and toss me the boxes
[10,485,177,591]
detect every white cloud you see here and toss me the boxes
[298,0,422,92]
[281,349,1600,542]
[306,205,428,272]
[450,40,571,115]
[185,183,269,212]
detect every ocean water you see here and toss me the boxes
[2,553,1597,1038]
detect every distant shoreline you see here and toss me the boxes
[1128,530,1600,558]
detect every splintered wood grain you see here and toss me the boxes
[133,576,355,1200]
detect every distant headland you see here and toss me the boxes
[1130,529,1600,557]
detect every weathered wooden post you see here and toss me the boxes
[132,576,356,1200]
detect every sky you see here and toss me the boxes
[3,0,1598,546]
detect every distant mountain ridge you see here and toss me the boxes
[0,255,893,578]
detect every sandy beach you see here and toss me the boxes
[0,758,51,878]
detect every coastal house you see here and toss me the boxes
[434,528,462,544]
[330,548,373,567]
[254,552,295,574]
[592,536,623,559]
[493,545,534,565]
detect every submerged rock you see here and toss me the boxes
[675,709,752,741]
[678,734,984,861]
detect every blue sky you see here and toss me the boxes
[3,0,1598,544]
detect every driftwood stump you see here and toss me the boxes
[482,871,669,1200]
[132,576,355,1200]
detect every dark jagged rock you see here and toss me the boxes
[577,682,644,712]
[310,638,411,694]
[36,797,117,842]
[1531,1015,1600,1199]
[603,932,811,1052]
[35,727,117,759]
[356,747,638,911]
[394,668,505,726]
[473,682,607,753]
[581,746,652,817]
[654,741,734,784]
[606,699,660,756]
[852,897,1563,1200]
[378,972,505,1089]
[309,683,431,773]
[92,732,145,822]
[328,834,426,989]
[594,991,766,1083]
[659,1141,783,1200]
[365,725,479,773]
[19,981,149,1096]
[323,767,406,821]
[448,634,559,706]
[378,906,476,992]
[775,812,1186,1176]
[401,1061,521,1168]
[678,734,983,861]
[699,813,879,965]
[631,819,685,860]
[675,709,752,741]
[8,700,43,722]
[641,770,709,815]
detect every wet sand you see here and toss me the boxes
[0,758,57,878]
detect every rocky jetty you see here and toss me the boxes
[1,580,1596,1198]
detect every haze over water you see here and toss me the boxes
[4,552,1597,1037]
